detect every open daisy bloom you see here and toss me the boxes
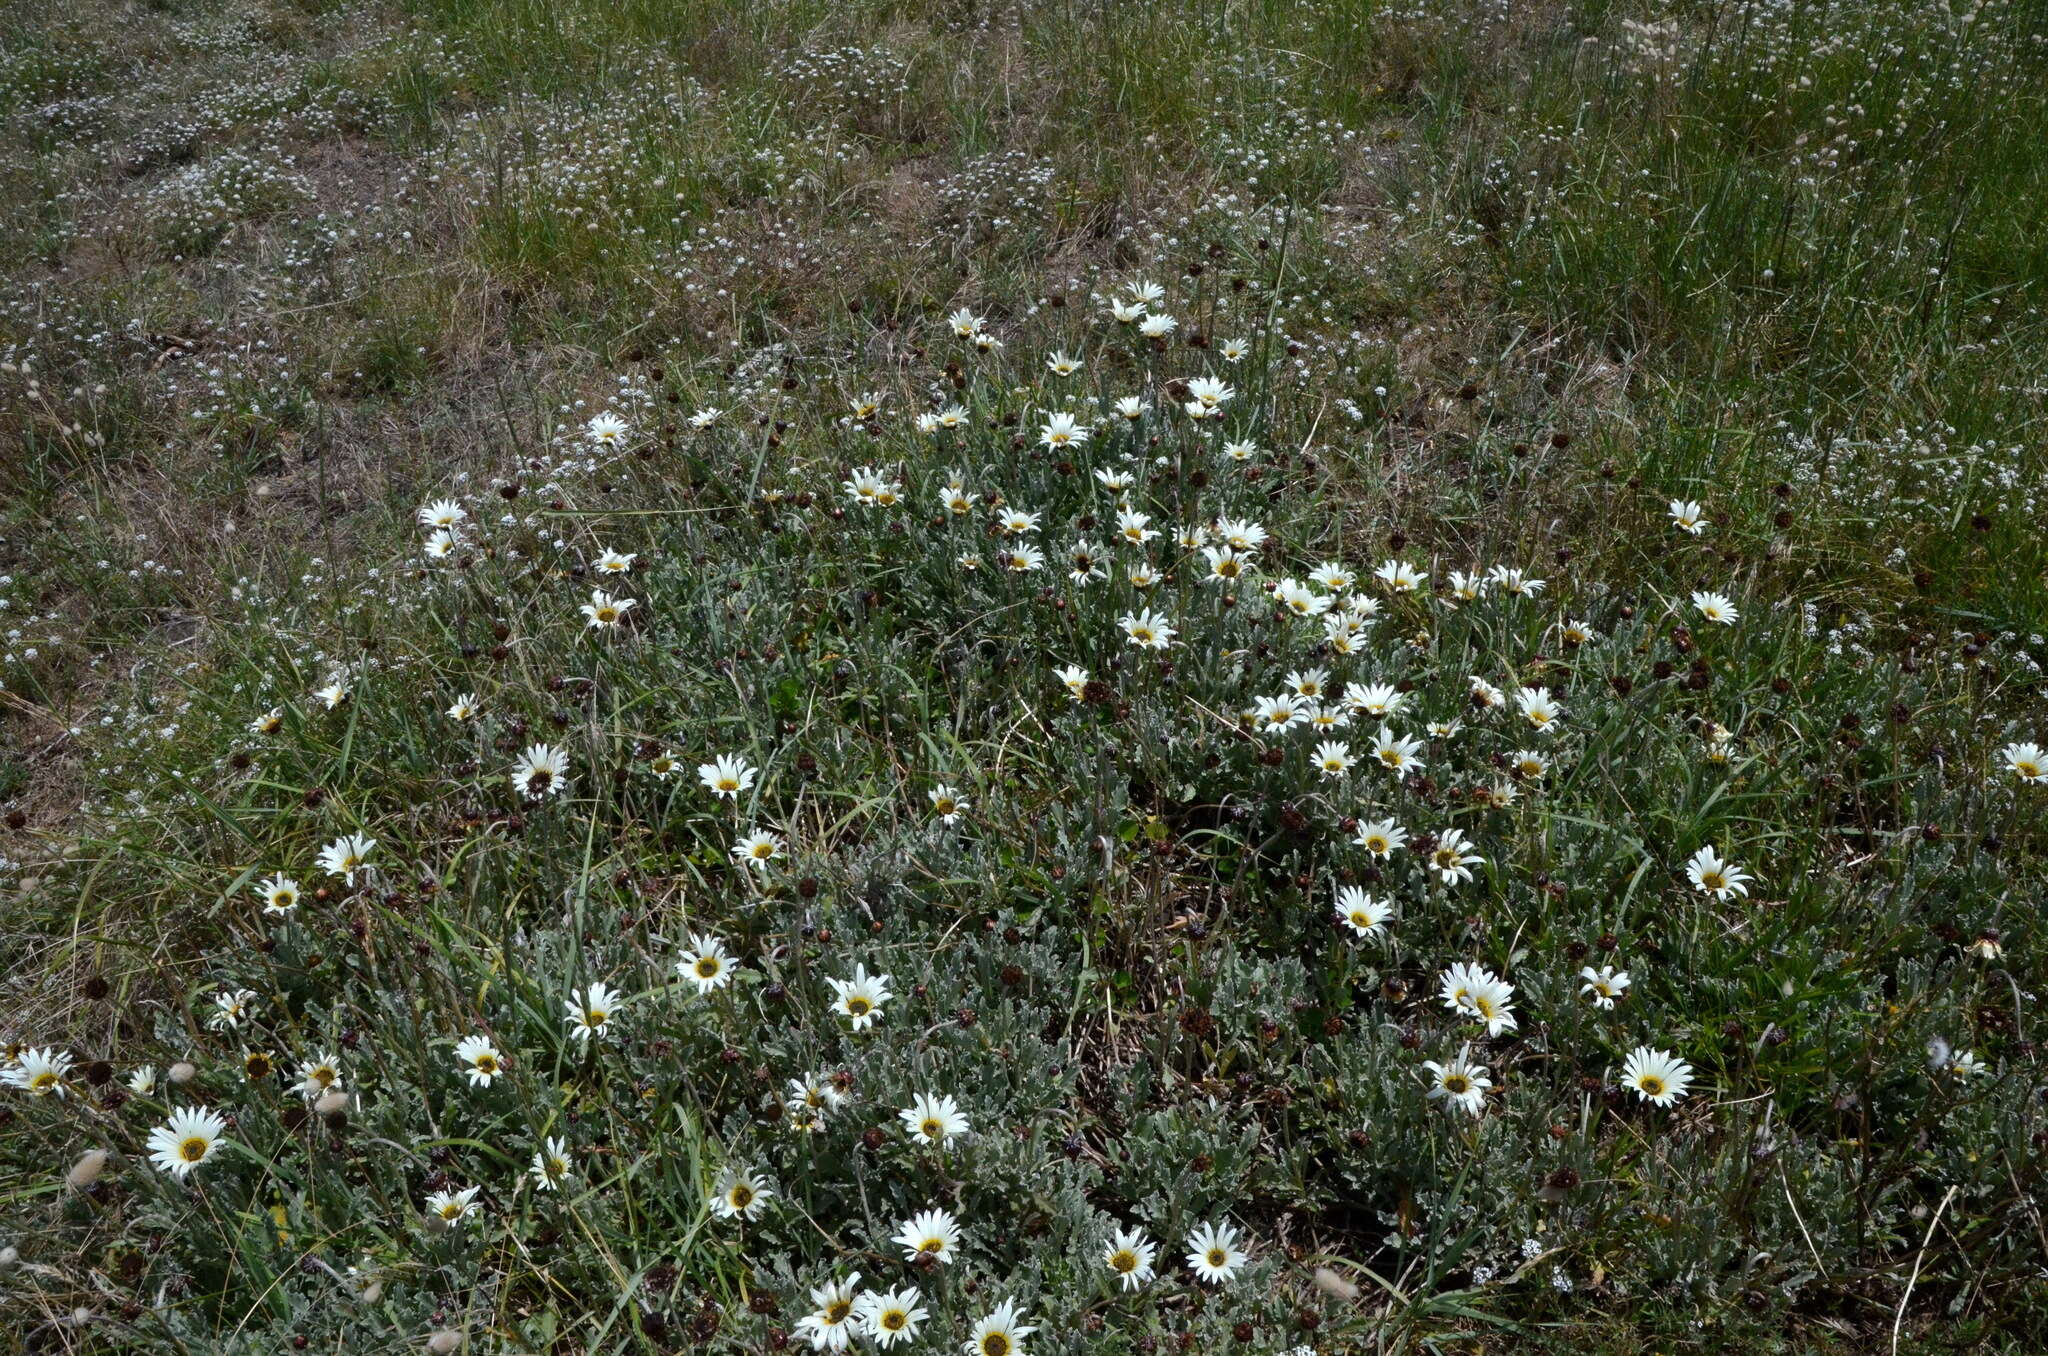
[1423,1049,1493,1116]
[890,1206,961,1263]
[676,933,733,994]
[709,1167,772,1220]
[1103,1227,1158,1291]
[1685,845,1752,899]
[857,1288,928,1349]
[1621,1046,1695,1106]
[828,965,892,1031]
[3,1047,74,1097]
[797,1274,863,1352]
[512,743,570,799]
[530,1136,573,1191]
[1334,885,1394,939]
[1184,1219,1247,1284]
[899,1092,969,1146]
[963,1299,1036,1356]
[453,1034,504,1087]
[148,1106,228,1179]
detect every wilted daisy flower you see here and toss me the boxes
[900,1092,969,1146]
[710,1167,773,1220]
[732,829,785,869]
[291,1053,342,1099]
[1119,609,1175,649]
[1429,828,1485,886]
[254,873,300,916]
[1334,886,1394,939]
[1055,665,1089,701]
[1579,966,1631,1009]
[426,1185,480,1227]
[1039,413,1089,449]
[1422,1049,1492,1116]
[586,413,629,445]
[677,934,733,994]
[1103,1226,1158,1291]
[1946,1050,1986,1079]
[564,981,623,1043]
[1686,845,1752,899]
[1375,559,1427,593]
[148,1106,227,1179]
[1469,676,1505,710]
[1691,591,1738,625]
[580,588,635,630]
[317,833,376,885]
[828,965,892,1031]
[446,693,479,721]
[797,1274,864,1352]
[858,1288,929,1349]
[208,989,257,1031]
[530,1136,572,1190]
[928,784,969,824]
[1371,727,1425,776]
[1439,962,1517,1035]
[1669,499,1707,534]
[313,678,350,709]
[1184,1220,1247,1284]
[241,1048,276,1083]
[3,1047,73,1097]
[1352,817,1407,856]
[1620,1046,1694,1106]
[963,1299,1035,1356]
[250,706,284,736]
[512,743,569,799]
[453,1034,504,1087]
[2001,741,2046,784]
[419,499,466,529]
[1516,687,1562,733]
[892,1207,962,1263]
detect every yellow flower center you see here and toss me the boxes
[30,1072,58,1093]
[826,1301,852,1324]
[180,1137,208,1162]
[1443,1075,1470,1094]
[730,1186,753,1209]
[1111,1250,1137,1273]
[1640,1076,1665,1096]
[696,958,720,978]
[1207,1249,1227,1267]
[882,1311,907,1331]
[476,1056,497,1074]
[846,998,871,1017]
[982,1336,1010,1356]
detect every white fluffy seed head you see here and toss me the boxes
[67,1149,110,1190]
